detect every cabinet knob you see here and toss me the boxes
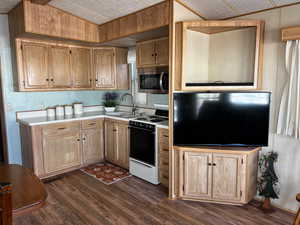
[77,138,80,141]
[46,78,49,81]
[208,163,212,166]
[113,129,117,132]
[51,78,54,82]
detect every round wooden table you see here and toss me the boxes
[0,164,47,216]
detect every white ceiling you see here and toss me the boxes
[1,0,300,22]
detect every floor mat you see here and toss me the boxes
[80,163,131,185]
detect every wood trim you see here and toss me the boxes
[173,0,206,20]
[173,146,261,155]
[222,1,300,20]
[281,26,300,41]
[30,0,52,5]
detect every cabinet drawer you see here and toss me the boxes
[81,119,103,130]
[42,122,80,135]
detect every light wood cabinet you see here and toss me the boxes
[43,128,81,174]
[8,0,99,43]
[81,119,104,165]
[98,1,169,43]
[20,119,105,178]
[70,47,92,89]
[93,48,116,89]
[48,46,72,88]
[15,39,129,91]
[158,128,169,187]
[21,42,49,89]
[137,37,169,68]
[104,119,129,169]
[177,147,260,205]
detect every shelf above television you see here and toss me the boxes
[174,20,265,91]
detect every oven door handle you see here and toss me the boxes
[129,126,155,134]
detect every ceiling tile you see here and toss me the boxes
[180,0,237,19]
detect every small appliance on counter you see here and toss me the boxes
[46,108,55,118]
[129,107,168,184]
[64,105,73,116]
[73,103,83,115]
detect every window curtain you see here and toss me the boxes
[277,40,300,138]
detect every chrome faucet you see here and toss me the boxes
[121,93,137,115]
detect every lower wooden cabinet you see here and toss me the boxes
[158,128,169,187]
[178,147,260,205]
[104,119,129,169]
[81,119,104,165]
[20,119,105,178]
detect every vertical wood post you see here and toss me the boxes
[0,182,12,225]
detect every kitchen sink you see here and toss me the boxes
[105,111,136,119]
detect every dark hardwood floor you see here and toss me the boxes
[13,170,294,225]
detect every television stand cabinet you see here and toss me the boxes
[173,146,261,205]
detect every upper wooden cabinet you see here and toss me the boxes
[21,42,49,89]
[8,0,99,43]
[93,47,129,90]
[15,38,129,91]
[48,46,72,88]
[70,47,92,89]
[93,48,116,89]
[98,1,169,43]
[137,37,169,68]
[175,20,264,91]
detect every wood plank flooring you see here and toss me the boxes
[13,170,294,225]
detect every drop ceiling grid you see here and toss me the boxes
[49,0,163,24]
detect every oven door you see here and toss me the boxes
[129,126,155,166]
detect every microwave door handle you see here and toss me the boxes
[159,72,165,91]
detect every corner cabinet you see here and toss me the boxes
[136,37,169,68]
[14,38,129,91]
[177,147,260,205]
[20,119,105,179]
[104,119,130,169]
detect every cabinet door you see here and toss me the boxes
[70,47,92,88]
[156,38,169,65]
[48,46,72,88]
[183,152,212,199]
[137,41,156,67]
[94,49,116,88]
[82,128,104,165]
[43,130,81,174]
[115,123,129,169]
[212,153,242,201]
[104,121,116,163]
[116,48,129,90]
[22,42,49,89]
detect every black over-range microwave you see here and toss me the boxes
[138,72,169,94]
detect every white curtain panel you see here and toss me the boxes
[277,40,300,138]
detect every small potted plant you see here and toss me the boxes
[257,151,279,213]
[103,92,119,112]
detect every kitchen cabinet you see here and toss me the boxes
[81,119,105,165]
[48,46,72,88]
[21,42,49,89]
[177,147,260,205]
[70,47,92,89]
[158,128,169,188]
[15,39,129,91]
[136,37,169,68]
[42,124,81,174]
[104,119,129,169]
[98,1,169,43]
[8,0,99,43]
[93,48,116,89]
[136,1,169,32]
[19,119,105,178]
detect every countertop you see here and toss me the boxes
[18,111,169,129]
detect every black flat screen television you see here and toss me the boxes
[173,92,271,147]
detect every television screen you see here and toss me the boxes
[173,92,271,147]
